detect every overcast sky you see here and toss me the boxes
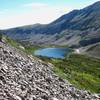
[0,0,99,29]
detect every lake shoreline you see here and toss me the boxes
[34,47,71,59]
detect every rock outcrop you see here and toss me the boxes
[0,42,100,100]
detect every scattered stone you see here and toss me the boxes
[53,97,59,100]
[0,41,100,100]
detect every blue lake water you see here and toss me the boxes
[34,48,71,58]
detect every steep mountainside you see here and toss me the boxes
[1,1,100,47]
[0,41,100,99]
[79,42,100,58]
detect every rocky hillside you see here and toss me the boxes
[79,42,100,58]
[2,1,100,47]
[0,41,100,99]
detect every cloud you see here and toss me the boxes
[0,1,99,29]
[0,3,74,29]
[23,3,48,8]
[22,2,73,13]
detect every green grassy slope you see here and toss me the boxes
[38,54,100,93]
[3,36,41,54]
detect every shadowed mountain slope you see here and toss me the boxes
[1,1,100,47]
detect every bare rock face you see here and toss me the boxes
[0,42,100,100]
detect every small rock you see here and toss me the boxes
[53,97,59,100]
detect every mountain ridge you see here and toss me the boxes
[1,1,100,47]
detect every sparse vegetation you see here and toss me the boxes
[24,45,42,54]
[6,36,21,48]
[87,44,98,51]
[2,35,100,93]
[38,54,100,93]
[3,36,41,54]
[0,33,2,41]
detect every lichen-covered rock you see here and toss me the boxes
[0,42,100,100]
